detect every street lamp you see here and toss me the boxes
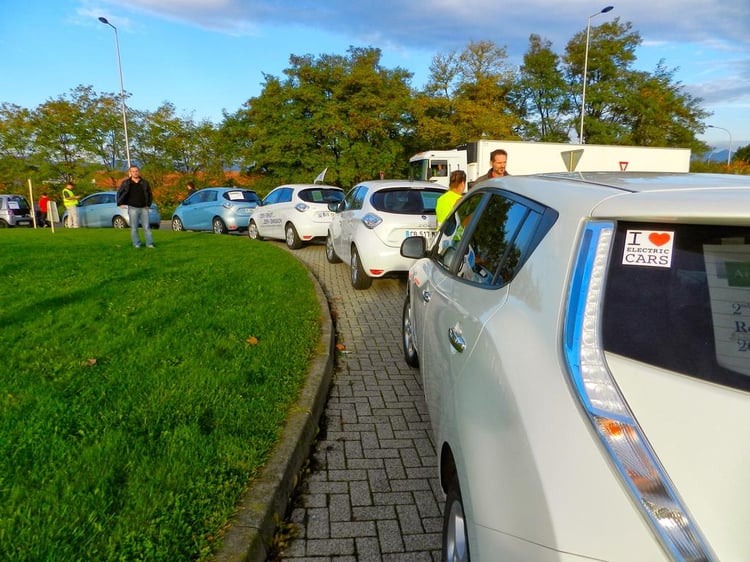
[579,5,614,144]
[707,125,733,166]
[98,16,131,169]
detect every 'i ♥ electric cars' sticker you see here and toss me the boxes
[622,230,675,268]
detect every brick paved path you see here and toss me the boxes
[271,243,443,561]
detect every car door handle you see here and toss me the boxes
[421,289,431,303]
[448,327,466,353]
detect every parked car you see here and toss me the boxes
[62,191,161,229]
[171,187,260,234]
[0,194,34,227]
[326,179,446,289]
[247,183,344,249]
[400,172,750,562]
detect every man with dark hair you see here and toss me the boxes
[117,166,155,248]
[471,149,509,188]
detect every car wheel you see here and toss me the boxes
[212,217,227,234]
[350,246,372,290]
[112,215,127,229]
[326,234,341,263]
[285,223,302,249]
[443,480,470,562]
[248,220,263,240]
[172,217,184,231]
[0,219,8,228]
[402,295,420,367]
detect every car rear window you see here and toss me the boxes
[602,221,750,392]
[370,189,443,214]
[299,188,343,204]
[5,196,31,212]
[222,190,259,203]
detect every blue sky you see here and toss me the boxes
[2,0,748,155]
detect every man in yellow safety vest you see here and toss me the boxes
[62,182,80,228]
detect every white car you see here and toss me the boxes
[400,172,750,561]
[247,184,344,249]
[326,179,446,289]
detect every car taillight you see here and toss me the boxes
[563,221,715,562]
[295,203,309,213]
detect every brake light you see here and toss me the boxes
[563,221,715,562]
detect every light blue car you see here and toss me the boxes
[62,191,161,229]
[171,187,260,234]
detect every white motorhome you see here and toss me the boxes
[409,140,691,187]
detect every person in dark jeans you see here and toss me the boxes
[117,166,155,248]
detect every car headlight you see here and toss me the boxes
[563,221,715,562]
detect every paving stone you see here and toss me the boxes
[271,245,441,561]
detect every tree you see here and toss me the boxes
[415,41,519,149]
[564,18,708,150]
[733,144,750,164]
[514,34,571,142]
[228,47,415,189]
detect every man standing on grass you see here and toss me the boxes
[62,182,80,228]
[117,165,155,249]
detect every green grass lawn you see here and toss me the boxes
[0,227,321,561]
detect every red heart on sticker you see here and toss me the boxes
[649,232,671,246]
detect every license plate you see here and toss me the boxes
[17,220,30,226]
[405,229,436,240]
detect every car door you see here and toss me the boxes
[256,188,281,239]
[269,187,293,239]
[333,185,367,263]
[420,191,548,442]
[78,194,107,227]
[184,189,217,230]
[89,193,117,227]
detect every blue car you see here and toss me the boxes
[171,187,260,234]
[62,191,161,229]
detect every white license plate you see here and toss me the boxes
[405,229,436,240]
[17,220,30,226]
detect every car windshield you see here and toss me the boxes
[602,221,750,393]
[222,190,259,203]
[370,188,443,214]
[298,188,343,204]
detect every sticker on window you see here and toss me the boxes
[227,191,244,200]
[704,244,750,376]
[622,230,674,268]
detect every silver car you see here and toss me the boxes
[0,194,34,227]
[401,172,750,561]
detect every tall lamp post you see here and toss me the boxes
[707,125,732,166]
[579,5,614,144]
[98,16,131,169]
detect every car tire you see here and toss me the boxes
[248,220,263,240]
[172,217,184,231]
[350,246,372,290]
[112,215,127,229]
[326,234,341,263]
[443,480,470,562]
[0,219,8,228]
[402,294,420,367]
[285,223,302,250]
[212,217,227,234]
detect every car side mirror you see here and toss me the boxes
[400,236,427,259]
